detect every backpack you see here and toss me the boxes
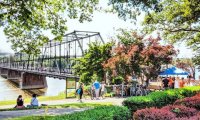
[77,89,81,94]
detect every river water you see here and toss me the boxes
[0,76,66,101]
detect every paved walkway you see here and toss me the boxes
[0,97,125,119]
[0,107,89,119]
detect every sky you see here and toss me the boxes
[0,1,194,58]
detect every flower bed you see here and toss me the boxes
[123,86,200,112]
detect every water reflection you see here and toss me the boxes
[0,76,66,101]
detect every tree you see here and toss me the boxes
[175,58,195,78]
[108,0,161,20]
[141,36,177,85]
[0,0,99,54]
[108,0,200,62]
[73,42,113,85]
[143,0,200,46]
[103,31,144,82]
[103,30,177,85]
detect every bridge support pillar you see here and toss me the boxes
[20,72,47,89]
[0,68,8,78]
[7,70,22,84]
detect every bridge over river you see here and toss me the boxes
[0,30,104,90]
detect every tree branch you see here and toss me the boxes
[0,2,11,6]
[168,28,200,32]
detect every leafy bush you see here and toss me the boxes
[134,105,199,120]
[161,105,198,118]
[175,94,200,110]
[123,86,200,112]
[134,107,176,120]
[172,114,200,120]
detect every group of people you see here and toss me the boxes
[14,94,39,109]
[162,76,194,89]
[76,81,106,102]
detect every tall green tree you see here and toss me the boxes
[143,0,200,46]
[108,0,200,62]
[73,42,113,85]
[0,0,99,53]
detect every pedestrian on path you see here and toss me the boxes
[162,77,169,90]
[179,77,185,88]
[90,84,95,100]
[93,80,100,100]
[100,81,105,99]
[77,83,84,102]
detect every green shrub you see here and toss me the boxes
[123,86,200,112]
[55,106,131,120]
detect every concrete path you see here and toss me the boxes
[0,107,89,120]
[0,97,125,119]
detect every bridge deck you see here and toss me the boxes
[0,66,79,79]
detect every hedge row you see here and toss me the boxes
[123,86,200,112]
[58,106,131,120]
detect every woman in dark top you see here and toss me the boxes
[15,95,25,108]
[79,83,84,102]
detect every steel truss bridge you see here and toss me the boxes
[0,30,104,79]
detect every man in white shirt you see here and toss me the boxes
[30,94,39,106]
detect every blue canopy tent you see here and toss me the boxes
[159,66,189,76]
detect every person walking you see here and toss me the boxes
[171,77,175,89]
[77,83,84,102]
[168,76,174,89]
[93,80,101,100]
[174,77,180,88]
[179,77,185,88]
[100,81,105,99]
[90,84,95,100]
[162,77,169,90]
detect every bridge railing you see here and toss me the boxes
[0,30,105,77]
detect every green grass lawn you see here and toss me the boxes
[0,92,74,106]
[0,102,112,111]
[0,90,111,107]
